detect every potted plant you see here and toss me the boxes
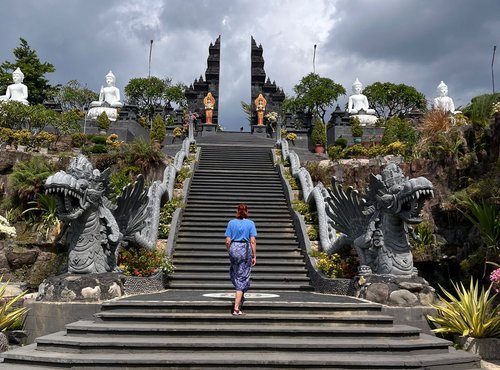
[13,129,32,151]
[97,111,110,134]
[150,113,166,150]
[35,131,56,154]
[426,279,500,361]
[286,132,298,145]
[350,116,363,144]
[311,119,326,153]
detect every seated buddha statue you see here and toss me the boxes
[433,81,460,114]
[90,70,123,108]
[348,78,375,115]
[0,68,29,105]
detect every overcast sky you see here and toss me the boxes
[0,0,498,131]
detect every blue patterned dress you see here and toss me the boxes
[225,218,257,292]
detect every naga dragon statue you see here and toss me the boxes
[278,139,434,277]
[44,138,193,274]
[325,163,434,276]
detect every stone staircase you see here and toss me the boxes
[0,138,480,369]
[169,144,313,291]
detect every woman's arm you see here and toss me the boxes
[250,236,256,266]
[225,236,231,251]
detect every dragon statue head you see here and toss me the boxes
[45,155,112,221]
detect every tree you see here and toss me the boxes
[363,82,426,119]
[240,101,252,125]
[53,80,98,112]
[0,38,55,105]
[150,113,166,143]
[124,76,186,120]
[285,73,345,123]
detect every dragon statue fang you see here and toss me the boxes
[326,163,434,276]
[44,139,193,274]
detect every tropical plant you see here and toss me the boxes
[421,109,452,135]
[0,276,29,331]
[462,93,500,127]
[381,116,418,147]
[150,113,166,143]
[7,156,55,208]
[240,101,252,126]
[110,165,140,197]
[118,247,174,277]
[121,137,166,175]
[459,200,500,252]
[96,111,110,132]
[363,81,427,119]
[350,116,363,138]
[427,279,500,338]
[311,119,326,146]
[21,193,60,239]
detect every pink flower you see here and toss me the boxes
[490,268,500,292]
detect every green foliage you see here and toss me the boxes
[0,38,55,104]
[327,145,343,160]
[311,119,326,145]
[21,193,60,239]
[150,113,166,143]
[121,137,166,174]
[350,116,363,137]
[88,135,107,144]
[96,112,110,131]
[381,116,418,147]
[110,166,140,197]
[125,76,186,120]
[175,166,191,189]
[53,79,98,112]
[158,197,184,239]
[342,144,368,158]
[305,161,331,185]
[292,200,312,223]
[71,133,86,148]
[459,200,500,252]
[462,93,500,127]
[118,247,174,277]
[0,101,29,129]
[334,137,348,149]
[283,168,299,190]
[307,225,318,241]
[310,250,345,278]
[427,279,500,338]
[7,156,55,209]
[285,73,346,123]
[0,276,29,331]
[363,81,427,119]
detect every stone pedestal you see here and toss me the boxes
[199,123,217,136]
[251,124,267,136]
[350,114,378,126]
[87,107,118,121]
[354,274,435,306]
[37,273,125,302]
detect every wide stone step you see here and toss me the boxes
[1,347,480,369]
[172,251,302,259]
[167,282,314,290]
[170,273,310,281]
[180,220,294,228]
[173,265,308,273]
[173,244,300,251]
[173,258,305,265]
[175,231,297,239]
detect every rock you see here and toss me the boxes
[5,248,39,269]
[0,333,8,353]
[108,282,122,298]
[81,286,101,300]
[389,289,419,306]
[418,291,436,306]
[0,283,24,297]
[365,283,389,303]
[60,288,77,302]
[398,282,424,291]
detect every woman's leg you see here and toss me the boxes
[234,290,243,311]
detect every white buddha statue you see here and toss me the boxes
[90,70,123,108]
[433,81,460,114]
[0,68,29,105]
[348,78,375,115]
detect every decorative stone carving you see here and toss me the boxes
[255,93,267,125]
[87,70,123,121]
[348,78,377,126]
[0,68,29,105]
[325,163,434,276]
[203,92,215,124]
[44,138,195,275]
[433,81,461,114]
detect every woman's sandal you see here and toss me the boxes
[232,309,245,316]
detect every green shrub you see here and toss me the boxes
[150,114,166,143]
[122,138,165,174]
[118,247,174,277]
[462,93,500,127]
[71,133,86,148]
[175,166,191,189]
[283,168,299,190]
[350,116,363,138]
[342,144,368,158]
[83,144,108,154]
[382,116,418,147]
[110,166,140,197]
[158,197,184,239]
[310,250,345,278]
[311,119,326,146]
[334,137,348,149]
[97,112,110,131]
[307,225,318,241]
[292,200,312,222]
[89,135,107,144]
[367,145,388,158]
[327,145,343,160]
[305,161,331,185]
